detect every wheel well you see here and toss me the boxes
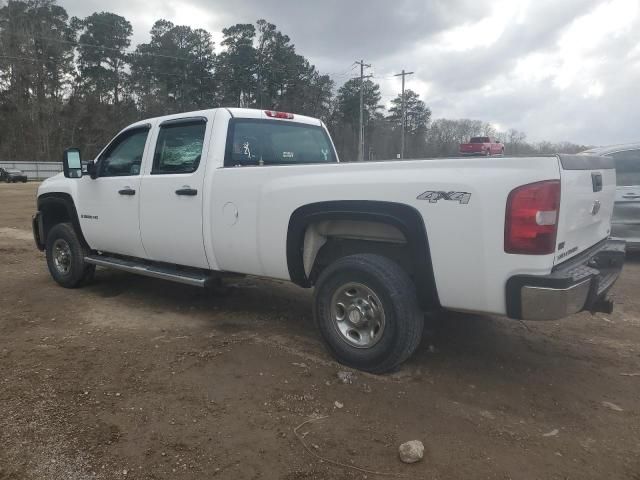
[37,193,89,248]
[286,201,439,309]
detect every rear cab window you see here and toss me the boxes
[224,119,337,167]
[608,149,640,186]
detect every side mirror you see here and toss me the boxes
[63,148,83,178]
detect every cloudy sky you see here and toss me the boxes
[59,0,640,145]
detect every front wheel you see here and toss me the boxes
[313,254,424,373]
[45,223,95,288]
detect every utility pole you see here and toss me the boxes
[393,69,414,159]
[355,59,371,161]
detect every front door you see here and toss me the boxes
[77,126,152,258]
[139,115,212,269]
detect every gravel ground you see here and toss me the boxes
[1,182,639,480]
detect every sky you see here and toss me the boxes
[58,0,640,145]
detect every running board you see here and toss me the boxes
[84,255,210,287]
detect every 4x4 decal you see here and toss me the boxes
[417,191,472,204]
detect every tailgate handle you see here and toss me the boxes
[591,172,602,192]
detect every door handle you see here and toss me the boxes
[118,187,136,196]
[622,194,640,199]
[175,186,198,196]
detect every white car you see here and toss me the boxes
[581,143,640,250]
[33,108,625,372]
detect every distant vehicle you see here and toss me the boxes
[581,143,640,250]
[0,167,28,183]
[459,136,504,156]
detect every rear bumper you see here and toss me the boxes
[506,238,626,320]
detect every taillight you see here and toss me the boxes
[505,180,560,255]
[264,110,294,119]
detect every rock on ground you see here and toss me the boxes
[398,440,424,464]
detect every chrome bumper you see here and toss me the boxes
[506,238,626,320]
[520,279,591,320]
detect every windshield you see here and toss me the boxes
[225,119,336,166]
[470,137,490,143]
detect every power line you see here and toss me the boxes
[393,69,414,159]
[3,30,198,62]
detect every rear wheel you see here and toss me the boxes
[45,223,95,288]
[313,254,424,373]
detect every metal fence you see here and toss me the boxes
[0,161,62,180]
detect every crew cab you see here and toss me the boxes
[459,136,504,156]
[33,108,624,373]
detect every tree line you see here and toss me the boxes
[0,0,589,162]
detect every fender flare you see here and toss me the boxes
[37,192,89,249]
[286,200,440,309]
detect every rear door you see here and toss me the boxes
[554,154,617,264]
[139,114,213,268]
[608,149,640,246]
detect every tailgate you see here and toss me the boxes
[554,154,616,264]
[460,144,481,152]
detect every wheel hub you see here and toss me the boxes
[330,282,386,349]
[52,239,72,275]
[348,305,366,325]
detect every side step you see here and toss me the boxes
[84,254,211,287]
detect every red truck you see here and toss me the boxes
[459,136,504,156]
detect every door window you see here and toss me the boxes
[99,128,149,177]
[609,150,640,186]
[152,121,206,174]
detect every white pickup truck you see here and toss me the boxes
[33,108,625,372]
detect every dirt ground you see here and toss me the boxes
[1,182,639,480]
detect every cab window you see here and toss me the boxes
[609,150,640,186]
[225,119,336,166]
[152,120,206,174]
[99,128,149,177]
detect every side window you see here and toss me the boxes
[152,120,206,174]
[609,150,640,186]
[99,128,149,177]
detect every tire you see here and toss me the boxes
[45,222,95,288]
[485,148,491,156]
[313,254,424,373]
